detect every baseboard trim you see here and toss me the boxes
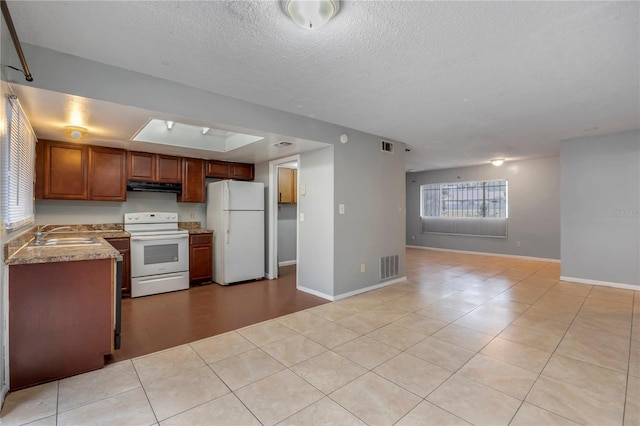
[559,276,639,291]
[333,276,408,301]
[297,275,409,301]
[297,285,334,301]
[279,260,297,267]
[406,245,560,263]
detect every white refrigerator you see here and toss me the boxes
[206,180,265,285]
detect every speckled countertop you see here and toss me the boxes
[4,221,211,265]
[5,224,127,266]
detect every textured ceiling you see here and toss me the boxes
[6,1,640,171]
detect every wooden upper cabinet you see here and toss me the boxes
[230,163,255,181]
[156,154,182,183]
[127,151,155,181]
[127,152,181,183]
[43,140,88,200]
[89,146,126,201]
[206,160,254,181]
[205,160,230,178]
[278,167,297,204]
[179,158,205,203]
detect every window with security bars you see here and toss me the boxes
[420,180,508,237]
[2,94,36,231]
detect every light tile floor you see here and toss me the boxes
[2,248,638,425]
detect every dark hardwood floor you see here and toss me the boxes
[106,266,328,363]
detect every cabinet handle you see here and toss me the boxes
[279,192,282,202]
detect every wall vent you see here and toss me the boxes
[380,255,399,280]
[381,140,394,153]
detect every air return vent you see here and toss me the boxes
[381,140,394,153]
[380,255,399,280]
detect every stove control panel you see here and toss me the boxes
[124,212,179,224]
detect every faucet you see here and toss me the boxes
[34,225,72,243]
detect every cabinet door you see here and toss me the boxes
[189,233,213,282]
[105,238,131,297]
[230,163,255,181]
[127,151,155,181]
[156,154,182,183]
[179,158,205,203]
[89,147,126,201]
[43,140,88,200]
[206,160,230,178]
[278,168,297,204]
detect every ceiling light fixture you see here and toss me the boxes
[64,126,88,140]
[491,158,505,167]
[166,120,174,130]
[283,0,340,29]
[202,127,210,135]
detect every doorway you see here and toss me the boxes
[267,155,300,281]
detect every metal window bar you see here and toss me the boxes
[421,180,507,219]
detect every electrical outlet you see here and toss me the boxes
[339,204,345,214]
[360,263,365,273]
[190,213,195,219]
[411,235,415,240]
[516,241,521,247]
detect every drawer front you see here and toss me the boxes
[190,233,212,245]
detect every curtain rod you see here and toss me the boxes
[1,0,33,82]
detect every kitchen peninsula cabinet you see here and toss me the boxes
[179,158,205,203]
[189,233,212,283]
[206,160,254,181]
[9,259,115,390]
[105,237,131,296]
[127,151,182,183]
[278,167,297,204]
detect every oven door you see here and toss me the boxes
[130,234,189,277]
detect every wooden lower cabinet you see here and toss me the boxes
[189,233,212,283]
[9,259,114,390]
[105,237,131,297]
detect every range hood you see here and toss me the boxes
[126,181,182,193]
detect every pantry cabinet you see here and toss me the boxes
[278,167,297,204]
[127,151,182,183]
[189,233,213,283]
[179,158,205,203]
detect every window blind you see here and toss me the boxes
[3,94,35,230]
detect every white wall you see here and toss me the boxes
[406,157,561,260]
[35,191,205,226]
[561,130,640,287]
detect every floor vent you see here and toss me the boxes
[380,255,399,280]
[381,140,394,153]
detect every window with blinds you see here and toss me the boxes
[3,94,36,231]
[420,179,508,237]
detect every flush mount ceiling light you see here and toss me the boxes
[283,0,340,29]
[64,126,88,140]
[491,158,505,166]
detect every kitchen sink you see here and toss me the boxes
[31,237,101,247]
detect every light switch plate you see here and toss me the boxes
[300,184,306,196]
[300,213,305,222]
[339,204,345,214]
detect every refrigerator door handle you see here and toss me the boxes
[225,210,230,244]
[224,180,230,210]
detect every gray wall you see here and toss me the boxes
[407,157,561,260]
[35,192,206,226]
[277,204,297,264]
[334,133,407,295]
[298,147,334,296]
[561,130,640,287]
[16,44,407,299]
